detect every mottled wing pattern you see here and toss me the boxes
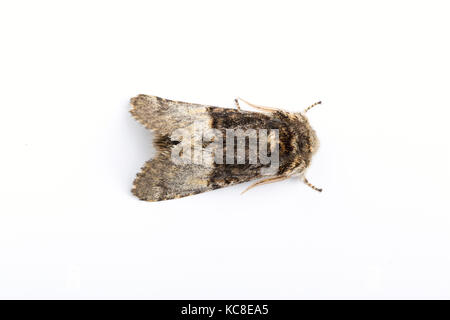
[206,107,279,188]
[130,94,212,135]
[132,153,214,201]
[130,94,217,201]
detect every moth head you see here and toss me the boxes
[295,112,320,156]
[295,109,323,193]
[301,100,321,154]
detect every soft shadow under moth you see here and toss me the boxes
[130,94,322,201]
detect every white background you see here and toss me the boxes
[1,0,449,299]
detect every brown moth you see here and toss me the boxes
[130,94,322,201]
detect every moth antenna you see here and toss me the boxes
[234,98,241,111]
[303,101,322,113]
[237,97,280,113]
[303,176,322,192]
[241,175,289,195]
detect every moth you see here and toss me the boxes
[130,94,322,201]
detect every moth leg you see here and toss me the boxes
[234,98,241,111]
[237,97,281,113]
[303,176,323,192]
[303,101,322,113]
[241,175,289,195]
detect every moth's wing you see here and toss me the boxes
[130,94,211,136]
[132,153,267,202]
[132,153,215,201]
[130,94,218,201]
